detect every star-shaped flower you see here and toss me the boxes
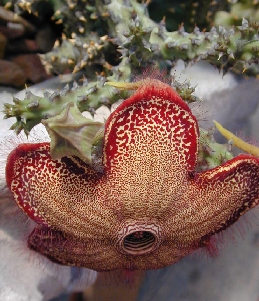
[6,79,259,271]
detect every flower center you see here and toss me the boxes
[117,220,161,255]
[123,231,156,255]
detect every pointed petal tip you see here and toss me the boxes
[106,81,141,90]
[214,120,259,157]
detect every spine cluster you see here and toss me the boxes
[4,0,258,167]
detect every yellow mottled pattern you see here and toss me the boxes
[7,80,259,271]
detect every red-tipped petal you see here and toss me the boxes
[187,155,259,243]
[6,143,50,224]
[104,79,199,174]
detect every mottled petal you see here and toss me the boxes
[104,79,199,176]
[192,155,259,241]
[6,143,104,235]
[6,79,259,272]
[28,225,123,271]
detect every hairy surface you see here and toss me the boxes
[6,79,259,271]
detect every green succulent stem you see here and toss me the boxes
[2,0,256,168]
[41,0,259,75]
[3,58,131,135]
